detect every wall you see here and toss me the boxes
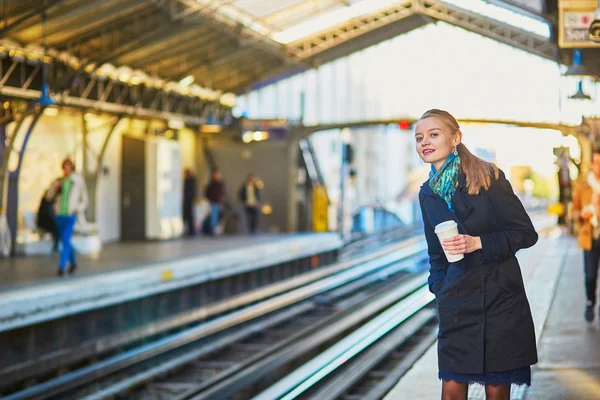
[16,111,197,244]
[206,140,292,233]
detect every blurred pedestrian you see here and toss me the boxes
[416,109,538,399]
[45,158,88,276]
[572,148,600,323]
[238,173,261,235]
[183,168,197,237]
[204,170,226,236]
[37,189,59,252]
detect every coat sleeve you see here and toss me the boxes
[45,179,59,201]
[78,178,89,213]
[479,169,538,265]
[419,193,448,295]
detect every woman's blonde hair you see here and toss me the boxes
[419,109,499,195]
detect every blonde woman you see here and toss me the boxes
[416,109,538,400]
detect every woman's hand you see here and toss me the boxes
[442,234,482,255]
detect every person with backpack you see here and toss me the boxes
[45,158,88,276]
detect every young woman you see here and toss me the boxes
[45,158,88,276]
[416,109,538,400]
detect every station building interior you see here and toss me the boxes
[0,1,600,399]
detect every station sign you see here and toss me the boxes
[559,0,600,48]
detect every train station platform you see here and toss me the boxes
[384,230,600,400]
[0,233,342,332]
[1,234,327,290]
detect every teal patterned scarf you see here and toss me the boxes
[429,152,461,211]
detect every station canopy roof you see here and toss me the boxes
[0,1,562,97]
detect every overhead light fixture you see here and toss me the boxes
[569,80,591,100]
[84,112,97,121]
[179,75,195,86]
[43,107,58,116]
[242,131,253,143]
[168,119,185,129]
[199,124,222,134]
[564,49,596,78]
[252,131,269,141]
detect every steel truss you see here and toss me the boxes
[0,56,231,125]
[289,0,557,61]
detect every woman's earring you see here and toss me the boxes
[453,145,458,156]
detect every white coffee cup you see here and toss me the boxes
[434,220,464,263]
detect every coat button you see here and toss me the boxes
[453,316,459,323]
[478,316,484,322]
[477,286,483,293]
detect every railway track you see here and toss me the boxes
[4,212,556,400]
[4,238,429,400]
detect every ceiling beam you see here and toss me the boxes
[289,0,556,62]
[419,0,557,61]
[289,1,417,59]
[219,60,287,92]
[38,1,147,47]
[11,0,125,41]
[146,0,311,68]
[95,24,192,65]
[128,33,224,68]
[50,7,157,50]
[259,0,346,28]
[0,0,66,37]
[483,0,552,23]
[170,45,258,81]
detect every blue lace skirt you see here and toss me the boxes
[439,366,531,387]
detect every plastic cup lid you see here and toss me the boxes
[434,220,457,233]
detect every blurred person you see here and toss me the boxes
[572,149,600,323]
[37,189,59,252]
[204,170,226,236]
[416,109,538,399]
[238,173,261,235]
[45,158,88,276]
[183,168,197,237]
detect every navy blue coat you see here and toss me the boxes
[419,170,538,374]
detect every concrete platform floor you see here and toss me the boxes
[0,234,294,290]
[384,231,600,399]
[525,245,600,400]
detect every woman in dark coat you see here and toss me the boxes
[416,109,538,400]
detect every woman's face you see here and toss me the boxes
[415,117,461,170]
[62,162,73,176]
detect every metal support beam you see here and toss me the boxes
[86,115,123,222]
[419,0,557,60]
[172,46,252,81]
[38,1,146,47]
[95,24,192,66]
[15,112,42,175]
[146,0,310,68]
[288,117,577,141]
[287,137,299,232]
[128,32,221,68]
[260,0,345,27]
[0,0,66,37]
[289,0,556,62]
[0,105,40,257]
[0,108,34,215]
